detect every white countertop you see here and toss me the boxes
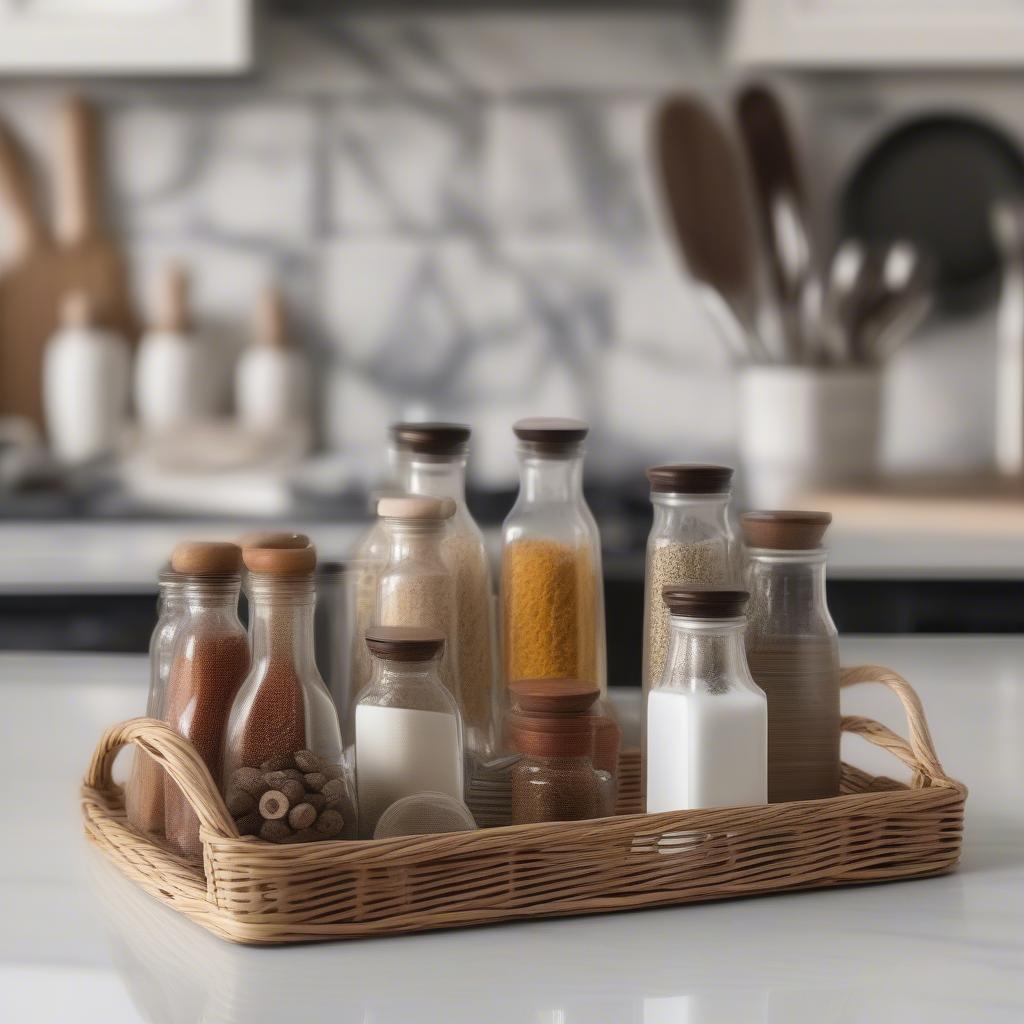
[2,636,1022,1021]
[1,520,1023,593]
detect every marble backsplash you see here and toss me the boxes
[0,8,999,488]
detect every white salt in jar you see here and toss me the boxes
[646,586,767,813]
[354,625,465,838]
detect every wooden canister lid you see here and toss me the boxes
[170,541,242,575]
[662,585,749,618]
[513,417,589,445]
[646,464,734,494]
[365,625,445,662]
[390,422,470,455]
[237,530,310,550]
[741,510,832,550]
[242,543,317,575]
[508,678,600,715]
[376,496,456,521]
[509,712,595,758]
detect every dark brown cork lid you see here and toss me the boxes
[508,678,600,715]
[662,585,750,619]
[646,464,734,494]
[513,417,589,446]
[365,625,445,662]
[741,510,832,550]
[390,422,471,455]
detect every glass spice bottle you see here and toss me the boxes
[125,567,186,837]
[394,421,499,760]
[162,542,250,861]
[742,511,841,803]
[376,496,460,701]
[508,678,602,824]
[223,543,355,844]
[355,625,465,839]
[646,586,767,813]
[641,464,739,789]
[500,418,607,694]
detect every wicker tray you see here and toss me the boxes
[81,665,966,945]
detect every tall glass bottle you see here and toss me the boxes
[125,568,186,836]
[500,418,606,693]
[162,542,250,861]
[646,586,767,813]
[224,543,354,843]
[355,625,464,838]
[641,465,738,784]
[742,511,841,802]
[394,422,498,759]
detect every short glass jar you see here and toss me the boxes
[646,586,767,813]
[742,511,841,803]
[223,543,355,843]
[355,626,465,839]
[125,568,186,836]
[508,678,602,824]
[501,418,606,693]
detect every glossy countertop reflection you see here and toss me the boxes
[2,638,1023,1023]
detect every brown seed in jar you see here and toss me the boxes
[226,789,255,817]
[288,802,317,830]
[303,772,327,793]
[259,790,289,820]
[235,811,262,836]
[260,753,295,772]
[305,792,326,813]
[279,779,305,805]
[231,766,267,798]
[264,770,289,788]
[320,778,346,806]
[260,819,292,842]
[315,808,344,837]
[294,750,323,773]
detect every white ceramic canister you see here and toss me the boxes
[235,287,310,432]
[134,265,204,432]
[737,365,881,509]
[43,292,130,463]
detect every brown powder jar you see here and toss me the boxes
[742,511,841,803]
[162,542,250,861]
[222,542,354,844]
[508,678,602,824]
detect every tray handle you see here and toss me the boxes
[83,717,239,840]
[840,664,949,787]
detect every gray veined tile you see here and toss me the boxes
[329,99,485,235]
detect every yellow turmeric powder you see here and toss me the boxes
[501,539,597,683]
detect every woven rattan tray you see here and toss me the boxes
[81,665,966,944]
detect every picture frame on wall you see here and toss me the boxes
[0,0,251,75]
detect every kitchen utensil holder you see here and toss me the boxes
[81,665,965,945]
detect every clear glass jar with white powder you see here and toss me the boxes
[355,626,465,838]
[641,465,739,790]
[646,586,767,813]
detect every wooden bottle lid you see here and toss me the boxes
[512,417,589,446]
[170,541,242,576]
[255,285,288,349]
[508,711,596,758]
[741,510,832,550]
[661,585,749,618]
[508,678,600,715]
[646,464,734,494]
[155,263,190,333]
[365,625,445,662]
[376,496,456,521]
[390,422,471,456]
[242,543,317,575]
[237,530,310,550]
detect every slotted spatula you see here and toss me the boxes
[654,94,766,361]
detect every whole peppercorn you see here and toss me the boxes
[264,770,290,789]
[320,778,347,807]
[232,767,269,799]
[288,802,317,830]
[226,789,256,817]
[315,808,344,837]
[294,750,324,774]
[260,819,292,843]
[259,790,290,820]
[304,772,328,793]
[235,811,262,836]
[279,779,306,806]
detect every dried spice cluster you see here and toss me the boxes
[226,748,352,843]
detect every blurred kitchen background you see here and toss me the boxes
[1,1,1023,678]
